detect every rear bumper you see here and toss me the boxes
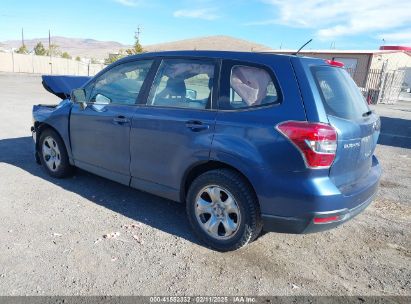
[262,191,376,233]
[260,156,381,234]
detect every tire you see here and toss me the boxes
[39,128,73,178]
[186,169,263,251]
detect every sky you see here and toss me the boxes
[1,0,411,50]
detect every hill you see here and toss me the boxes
[144,35,271,52]
[0,35,272,59]
[1,36,130,59]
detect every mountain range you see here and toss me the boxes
[0,35,272,59]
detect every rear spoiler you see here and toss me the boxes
[42,75,91,99]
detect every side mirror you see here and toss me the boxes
[186,89,197,100]
[71,88,87,110]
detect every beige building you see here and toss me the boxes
[265,47,411,88]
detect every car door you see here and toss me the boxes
[70,59,154,185]
[130,58,219,201]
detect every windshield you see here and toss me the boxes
[312,66,370,121]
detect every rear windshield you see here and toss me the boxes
[312,66,369,120]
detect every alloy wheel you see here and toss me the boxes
[194,185,241,240]
[42,136,61,172]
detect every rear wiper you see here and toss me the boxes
[362,110,373,117]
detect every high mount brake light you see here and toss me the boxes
[277,121,337,169]
[325,59,344,68]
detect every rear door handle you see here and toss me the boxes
[113,116,130,124]
[185,120,209,132]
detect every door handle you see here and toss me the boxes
[113,116,130,124]
[185,120,209,132]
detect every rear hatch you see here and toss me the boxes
[311,65,380,190]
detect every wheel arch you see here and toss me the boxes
[34,122,71,164]
[35,122,55,150]
[180,160,259,206]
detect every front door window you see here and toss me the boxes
[88,60,153,105]
[147,59,215,110]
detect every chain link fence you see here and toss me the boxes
[347,67,406,104]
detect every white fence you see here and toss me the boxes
[0,52,106,76]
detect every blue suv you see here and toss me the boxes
[32,51,381,251]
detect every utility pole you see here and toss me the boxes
[135,25,142,42]
[21,28,24,46]
[48,29,51,55]
[49,29,52,74]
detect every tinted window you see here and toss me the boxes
[220,65,279,110]
[89,60,153,105]
[147,59,215,109]
[312,66,369,120]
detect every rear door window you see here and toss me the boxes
[312,66,370,120]
[219,62,280,110]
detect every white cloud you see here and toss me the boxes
[173,8,220,20]
[250,0,411,40]
[113,0,141,7]
[378,30,411,45]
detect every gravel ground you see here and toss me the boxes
[0,72,409,296]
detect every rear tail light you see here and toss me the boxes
[276,121,337,169]
[313,215,340,224]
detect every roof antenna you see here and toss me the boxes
[294,39,313,55]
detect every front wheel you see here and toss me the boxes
[39,129,73,178]
[186,169,262,251]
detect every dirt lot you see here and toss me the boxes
[0,72,409,296]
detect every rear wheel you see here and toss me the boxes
[39,129,73,178]
[186,169,262,251]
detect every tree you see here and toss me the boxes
[104,50,126,64]
[75,56,81,61]
[15,44,28,54]
[34,42,47,56]
[105,53,121,65]
[47,44,61,57]
[126,37,144,55]
[104,31,144,64]
[61,52,71,59]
